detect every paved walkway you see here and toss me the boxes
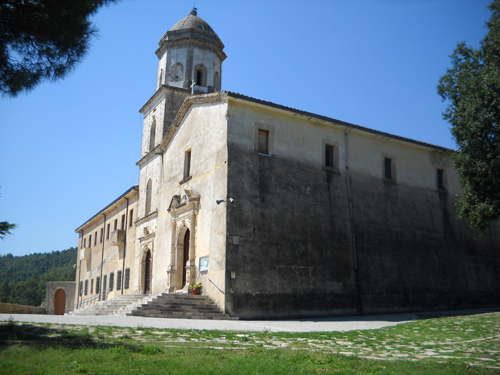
[1,307,497,332]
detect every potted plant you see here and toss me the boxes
[189,282,202,295]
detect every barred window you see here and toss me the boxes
[84,280,88,296]
[109,272,114,291]
[117,270,122,291]
[79,281,83,296]
[103,275,107,292]
[124,268,130,290]
[96,276,100,294]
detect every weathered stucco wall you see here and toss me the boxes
[154,101,228,309]
[225,99,499,319]
[75,190,138,305]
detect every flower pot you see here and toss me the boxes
[192,289,199,295]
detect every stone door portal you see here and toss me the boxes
[144,250,152,294]
[54,289,66,315]
[182,229,190,287]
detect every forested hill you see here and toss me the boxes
[0,247,77,306]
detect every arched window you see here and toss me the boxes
[149,118,156,151]
[145,179,152,215]
[214,71,220,91]
[195,65,207,86]
[170,63,183,81]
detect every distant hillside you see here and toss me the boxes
[0,247,77,306]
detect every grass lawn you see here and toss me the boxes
[0,312,499,374]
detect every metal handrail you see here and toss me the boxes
[207,276,224,295]
[71,290,108,312]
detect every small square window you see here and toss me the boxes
[254,123,275,155]
[258,129,269,154]
[437,168,447,191]
[382,154,397,182]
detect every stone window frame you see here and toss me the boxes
[322,139,340,172]
[436,168,447,192]
[254,122,275,156]
[381,153,397,183]
[194,64,207,86]
[149,117,156,152]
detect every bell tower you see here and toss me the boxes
[135,10,226,266]
[139,9,226,159]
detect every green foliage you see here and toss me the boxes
[0,0,120,96]
[438,0,500,232]
[0,247,77,306]
[0,221,17,239]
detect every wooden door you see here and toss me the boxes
[182,229,190,287]
[144,250,152,294]
[54,289,66,315]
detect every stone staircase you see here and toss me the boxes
[69,293,238,320]
[69,294,149,316]
[125,294,238,320]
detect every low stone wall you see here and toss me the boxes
[0,302,46,314]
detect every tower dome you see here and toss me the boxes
[170,9,215,33]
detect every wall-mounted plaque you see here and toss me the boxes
[199,256,209,272]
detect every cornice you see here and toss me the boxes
[139,85,190,115]
[134,210,158,226]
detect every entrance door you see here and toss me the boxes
[182,229,190,287]
[144,250,152,294]
[54,289,66,315]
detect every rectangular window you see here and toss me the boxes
[109,272,114,291]
[84,280,88,296]
[325,145,334,168]
[94,231,97,246]
[90,279,94,294]
[121,214,125,230]
[116,270,122,291]
[83,238,86,248]
[79,281,83,296]
[258,129,269,154]
[384,157,392,179]
[124,268,130,290]
[100,228,103,243]
[129,210,134,228]
[107,223,110,240]
[89,235,92,248]
[184,150,191,178]
[103,275,107,294]
[114,219,117,231]
[437,169,445,190]
[96,276,100,294]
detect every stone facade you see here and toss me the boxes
[45,281,75,315]
[72,10,499,318]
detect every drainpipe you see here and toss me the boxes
[76,229,84,307]
[345,128,363,315]
[121,197,129,295]
[100,214,106,300]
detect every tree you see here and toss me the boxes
[437,0,500,233]
[0,221,17,239]
[0,0,119,96]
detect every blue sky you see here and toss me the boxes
[0,0,492,257]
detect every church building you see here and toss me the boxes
[73,10,499,319]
